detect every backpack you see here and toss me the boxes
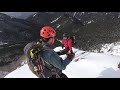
[70,36,76,45]
[24,39,61,78]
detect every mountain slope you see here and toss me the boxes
[27,12,120,51]
[0,13,41,67]
[1,12,36,19]
[5,47,120,78]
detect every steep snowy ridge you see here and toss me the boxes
[5,47,120,78]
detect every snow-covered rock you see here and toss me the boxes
[99,42,120,56]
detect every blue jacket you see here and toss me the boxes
[24,40,72,70]
[42,43,72,70]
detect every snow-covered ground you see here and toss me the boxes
[92,42,120,56]
[5,64,38,78]
[5,47,120,78]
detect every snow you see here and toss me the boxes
[118,13,120,18]
[87,21,92,24]
[8,44,22,47]
[56,24,61,29]
[5,64,38,78]
[87,20,95,24]
[5,47,120,78]
[100,42,120,56]
[73,12,76,17]
[63,52,120,78]
[0,42,8,45]
[50,16,61,23]
[33,13,37,17]
[81,12,85,14]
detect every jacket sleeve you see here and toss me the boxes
[68,39,72,51]
[42,50,72,70]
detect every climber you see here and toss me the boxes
[24,26,75,78]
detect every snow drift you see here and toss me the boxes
[5,47,120,78]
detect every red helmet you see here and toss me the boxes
[40,26,56,38]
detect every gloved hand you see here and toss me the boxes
[67,53,75,60]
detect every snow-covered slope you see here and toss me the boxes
[100,42,120,56]
[5,64,37,78]
[5,47,120,78]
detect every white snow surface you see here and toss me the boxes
[5,47,120,78]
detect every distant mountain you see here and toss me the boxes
[0,13,41,66]
[1,12,36,19]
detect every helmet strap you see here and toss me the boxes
[42,38,50,42]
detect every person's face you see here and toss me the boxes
[48,37,55,45]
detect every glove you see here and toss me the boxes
[67,53,75,60]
